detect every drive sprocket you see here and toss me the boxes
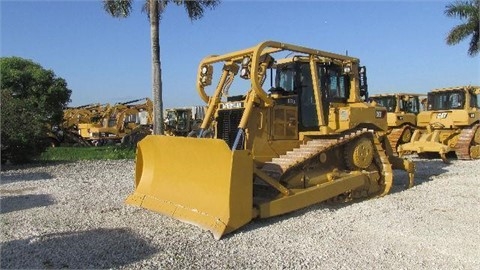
[400,127,412,143]
[344,136,374,170]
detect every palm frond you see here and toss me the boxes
[444,0,478,19]
[174,0,220,21]
[446,23,475,45]
[468,22,479,56]
[142,0,170,20]
[103,0,133,18]
[445,0,479,56]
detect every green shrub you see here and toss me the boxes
[1,57,71,164]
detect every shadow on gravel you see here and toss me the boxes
[0,171,54,184]
[229,203,336,239]
[411,159,450,184]
[0,228,159,269]
[389,159,450,194]
[0,194,55,214]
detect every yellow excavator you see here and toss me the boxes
[398,85,480,162]
[87,98,152,146]
[126,41,415,239]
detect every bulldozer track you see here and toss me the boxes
[387,125,411,155]
[371,134,394,196]
[455,124,480,160]
[261,128,393,197]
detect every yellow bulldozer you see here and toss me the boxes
[398,85,480,162]
[369,93,425,154]
[126,41,415,239]
[164,106,205,137]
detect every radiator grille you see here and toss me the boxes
[217,108,244,150]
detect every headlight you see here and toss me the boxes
[201,66,208,75]
[240,68,248,77]
[199,65,213,86]
[242,56,251,65]
[240,67,250,79]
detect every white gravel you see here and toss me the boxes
[1,158,479,269]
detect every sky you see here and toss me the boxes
[1,0,479,108]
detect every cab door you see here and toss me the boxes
[298,63,320,132]
[272,100,298,140]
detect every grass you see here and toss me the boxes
[37,146,136,161]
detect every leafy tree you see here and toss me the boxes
[445,0,480,56]
[1,57,72,163]
[103,0,220,135]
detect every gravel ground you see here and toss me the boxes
[1,157,479,269]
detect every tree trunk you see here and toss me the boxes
[150,0,164,135]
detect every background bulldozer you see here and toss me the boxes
[126,41,415,239]
[164,106,205,136]
[369,93,425,154]
[398,85,480,162]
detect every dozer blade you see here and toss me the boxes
[125,135,253,240]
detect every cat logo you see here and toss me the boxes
[436,112,448,119]
[375,110,384,118]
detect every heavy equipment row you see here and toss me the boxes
[84,98,153,146]
[369,93,425,155]
[56,99,206,147]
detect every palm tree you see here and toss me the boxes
[103,0,219,134]
[445,0,479,57]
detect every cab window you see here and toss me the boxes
[401,97,420,114]
[276,66,296,93]
[471,93,479,108]
[428,91,465,110]
[325,69,347,99]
